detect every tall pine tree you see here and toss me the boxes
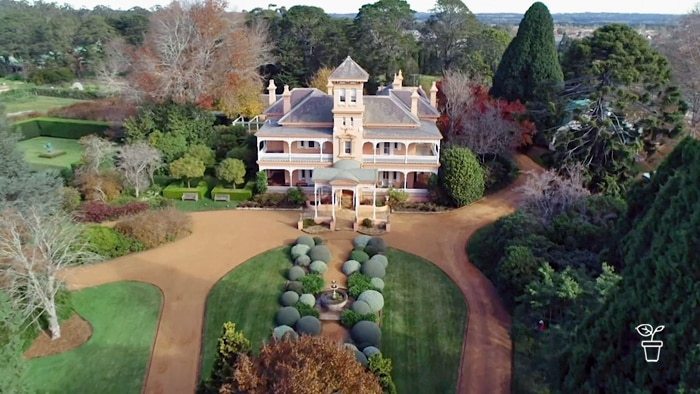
[489,2,563,105]
[556,137,700,392]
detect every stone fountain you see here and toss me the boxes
[319,280,348,312]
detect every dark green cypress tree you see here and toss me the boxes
[556,137,700,392]
[489,2,563,104]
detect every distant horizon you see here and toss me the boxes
[29,0,699,15]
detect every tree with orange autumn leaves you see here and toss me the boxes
[436,70,536,155]
[128,0,273,118]
[221,335,383,394]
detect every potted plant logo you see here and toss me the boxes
[635,324,664,362]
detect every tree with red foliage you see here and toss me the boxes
[437,70,536,155]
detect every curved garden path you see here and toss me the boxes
[60,153,542,394]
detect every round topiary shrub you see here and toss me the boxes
[355,349,369,366]
[273,325,297,341]
[368,254,388,268]
[276,306,301,326]
[295,254,311,267]
[350,250,370,264]
[296,235,315,248]
[363,346,381,358]
[299,293,316,307]
[288,266,306,281]
[351,320,381,348]
[364,245,380,257]
[309,260,328,274]
[354,235,372,248]
[370,277,385,291]
[351,300,372,315]
[358,290,384,313]
[280,291,300,306]
[344,343,358,352]
[366,237,387,253]
[286,281,303,295]
[291,244,311,259]
[361,259,386,279]
[342,260,361,275]
[313,237,324,245]
[296,315,322,336]
[308,245,332,263]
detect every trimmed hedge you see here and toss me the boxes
[286,281,303,295]
[368,254,388,268]
[308,245,332,263]
[313,237,324,245]
[350,250,370,264]
[296,235,315,248]
[366,237,387,253]
[341,309,378,328]
[296,316,322,336]
[299,293,316,307]
[358,290,384,313]
[291,244,311,259]
[354,235,372,248]
[361,259,386,279]
[370,277,385,291]
[276,306,301,326]
[363,346,381,358]
[351,300,372,315]
[342,260,361,275]
[273,325,297,341]
[293,301,320,318]
[162,181,209,200]
[210,185,253,201]
[348,273,374,298]
[13,117,110,140]
[280,291,300,307]
[355,349,369,366]
[309,261,328,275]
[288,266,306,281]
[351,321,382,348]
[294,254,311,267]
[300,274,325,295]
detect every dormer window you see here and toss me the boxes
[339,89,346,103]
[350,89,357,103]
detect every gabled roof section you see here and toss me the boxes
[263,88,316,116]
[277,89,333,124]
[329,56,370,82]
[378,87,440,118]
[313,160,377,184]
[364,120,443,139]
[363,96,420,126]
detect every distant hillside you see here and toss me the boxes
[329,12,682,26]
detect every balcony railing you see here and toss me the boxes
[362,155,439,164]
[258,152,332,163]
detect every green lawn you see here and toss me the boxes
[382,248,468,394]
[16,136,83,169]
[199,246,467,392]
[199,247,291,381]
[2,95,84,113]
[25,281,162,394]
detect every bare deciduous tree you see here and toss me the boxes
[116,142,163,197]
[0,210,100,340]
[454,100,521,156]
[517,163,590,223]
[78,135,116,175]
[95,38,134,96]
[440,69,481,137]
[129,0,274,116]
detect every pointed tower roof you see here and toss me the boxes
[329,56,369,82]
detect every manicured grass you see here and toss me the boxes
[25,281,162,394]
[2,95,84,113]
[382,248,468,394]
[174,198,240,211]
[199,247,291,381]
[16,136,83,169]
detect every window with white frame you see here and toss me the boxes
[383,142,391,154]
[297,141,317,149]
[339,88,346,103]
[299,169,313,182]
[344,141,352,154]
[381,171,399,185]
[350,89,357,103]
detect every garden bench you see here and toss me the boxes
[181,193,199,201]
[213,194,230,202]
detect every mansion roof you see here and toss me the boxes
[328,56,370,81]
[256,120,441,139]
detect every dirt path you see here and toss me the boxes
[59,153,541,394]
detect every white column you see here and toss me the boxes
[403,171,407,190]
[405,142,409,163]
[331,187,336,221]
[355,186,359,222]
[287,169,293,186]
[314,184,318,219]
[373,142,377,163]
[287,141,292,160]
[372,186,376,220]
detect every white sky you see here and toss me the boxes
[55,0,699,15]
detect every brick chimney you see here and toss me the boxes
[267,79,277,106]
[282,85,291,114]
[326,80,333,95]
[393,70,403,88]
[411,88,419,116]
[429,81,438,109]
